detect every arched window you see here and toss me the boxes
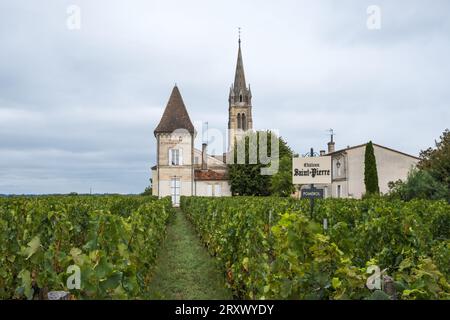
[239,94,243,102]
[237,113,241,129]
[242,113,246,130]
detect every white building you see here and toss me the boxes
[315,137,419,199]
[150,86,232,205]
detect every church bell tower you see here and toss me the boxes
[228,36,253,151]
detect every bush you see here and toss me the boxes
[388,169,449,201]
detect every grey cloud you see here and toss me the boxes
[0,0,449,194]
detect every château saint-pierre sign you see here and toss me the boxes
[292,156,332,185]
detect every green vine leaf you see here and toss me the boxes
[22,236,41,260]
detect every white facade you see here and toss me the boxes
[152,142,232,205]
[194,180,231,197]
[152,132,195,205]
[312,143,419,199]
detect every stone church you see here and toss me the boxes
[151,39,252,205]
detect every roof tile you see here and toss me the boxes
[154,86,195,135]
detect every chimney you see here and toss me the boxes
[327,141,335,153]
[327,131,335,153]
[201,143,207,170]
[320,150,326,156]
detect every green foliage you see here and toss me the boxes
[396,257,449,300]
[388,169,449,202]
[181,196,450,300]
[418,129,450,190]
[387,129,450,202]
[141,186,153,196]
[141,179,154,196]
[364,141,380,195]
[228,131,293,196]
[0,195,174,299]
[270,156,295,197]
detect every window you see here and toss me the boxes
[169,149,182,166]
[207,184,213,197]
[240,94,243,102]
[237,113,241,129]
[171,177,180,205]
[194,156,199,165]
[336,160,342,176]
[337,185,341,198]
[242,113,246,130]
[206,184,221,197]
[214,184,222,197]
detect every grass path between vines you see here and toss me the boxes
[148,209,232,300]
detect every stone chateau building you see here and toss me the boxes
[151,39,419,204]
[151,38,252,204]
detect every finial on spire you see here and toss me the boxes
[238,27,241,46]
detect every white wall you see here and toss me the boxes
[346,145,418,198]
[195,180,231,197]
[319,145,418,199]
[151,168,158,196]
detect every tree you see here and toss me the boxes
[141,178,153,196]
[388,169,448,201]
[228,131,293,196]
[270,156,295,197]
[418,129,450,190]
[364,141,380,195]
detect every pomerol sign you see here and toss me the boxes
[301,188,324,199]
[292,156,332,185]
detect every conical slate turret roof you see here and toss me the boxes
[154,86,195,135]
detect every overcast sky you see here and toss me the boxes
[0,0,449,194]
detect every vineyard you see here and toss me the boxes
[181,196,450,300]
[1,194,448,300]
[0,195,174,299]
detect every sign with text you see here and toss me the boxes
[301,188,324,199]
[293,156,332,184]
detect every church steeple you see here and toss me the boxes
[233,40,247,98]
[228,35,253,151]
[229,37,252,106]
